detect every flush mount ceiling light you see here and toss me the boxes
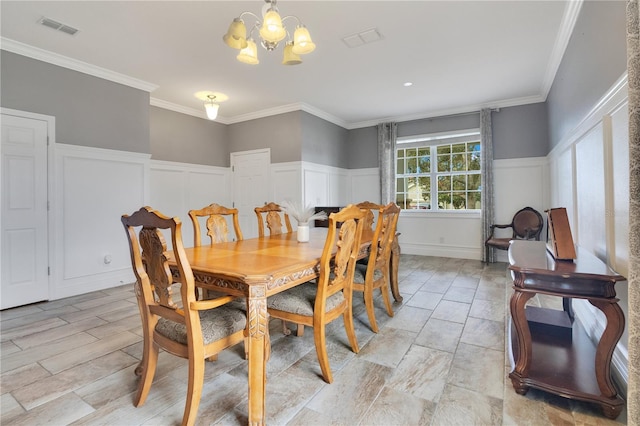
[194,91,228,121]
[223,0,315,65]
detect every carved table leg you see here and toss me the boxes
[390,233,402,302]
[508,289,535,395]
[247,285,268,426]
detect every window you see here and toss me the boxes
[396,130,481,211]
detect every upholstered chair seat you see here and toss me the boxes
[267,282,346,316]
[156,307,246,345]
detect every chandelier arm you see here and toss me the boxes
[281,15,302,26]
[238,11,261,24]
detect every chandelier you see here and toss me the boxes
[222,0,316,65]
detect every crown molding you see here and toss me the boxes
[149,97,232,125]
[1,37,158,93]
[347,94,546,130]
[539,0,584,99]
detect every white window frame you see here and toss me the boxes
[396,128,482,215]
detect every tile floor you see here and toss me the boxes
[0,255,628,425]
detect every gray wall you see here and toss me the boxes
[547,0,627,148]
[1,51,149,153]
[301,111,349,168]
[492,103,548,159]
[344,107,549,169]
[398,113,480,138]
[347,126,378,169]
[227,111,302,163]
[150,106,228,167]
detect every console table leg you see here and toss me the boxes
[589,299,625,398]
[509,290,536,382]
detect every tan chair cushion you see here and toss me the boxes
[156,306,246,345]
[267,282,345,316]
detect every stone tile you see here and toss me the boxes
[406,290,443,310]
[1,393,25,424]
[86,314,141,339]
[359,386,436,425]
[469,297,505,322]
[0,317,68,342]
[451,275,480,289]
[0,362,51,393]
[386,345,453,402]
[0,306,79,330]
[59,300,138,323]
[415,318,464,353]
[0,333,98,374]
[385,305,432,333]
[431,384,503,425]
[0,340,21,356]
[447,342,504,400]
[421,278,453,293]
[39,331,141,374]
[431,300,471,324]
[442,286,476,303]
[460,317,504,351]
[12,316,107,349]
[71,375,183,425]
[12,351,138,410]
[305,357,392,424]
[0,304,44,321]
[359,327,416,368]
[7,392,94,426]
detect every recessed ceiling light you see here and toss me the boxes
[403,82,413,87]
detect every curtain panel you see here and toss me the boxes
[378,122,397,205]
[626,0,639,423]
[480,109,495,263]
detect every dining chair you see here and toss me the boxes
[121,206,246,426]
[352,202,401,333]
[356,200,382,231]
[485,206,544,252]
[254,202,293,237]
[266,204,366,383]
[188,203,243,245]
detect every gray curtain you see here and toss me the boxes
[480,109,495,262]
[626,1,639,423]
[378,122,397,204]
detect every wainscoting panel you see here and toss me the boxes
[396,212,482,259]
[52,144,149,299]
[270,162,302,204]
[150,160,231,248]
[548,74,629,389]
[492,157,548,262]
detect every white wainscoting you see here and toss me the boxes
[51,144,149,299]
[548,73,629,389]
[149,160,231,247]
[491,156,549,262]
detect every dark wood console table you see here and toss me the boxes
[507,241,626,419]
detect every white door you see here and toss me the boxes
[231,149,270,239]
[1,114,49,309]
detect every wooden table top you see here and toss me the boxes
[176,228,373,292]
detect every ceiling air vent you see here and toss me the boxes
[341,28,383,48]
[39,17,79,36]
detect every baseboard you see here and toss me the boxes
[400,242,481,260]
[51,269,135,300]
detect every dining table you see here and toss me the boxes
[167,227,400,425]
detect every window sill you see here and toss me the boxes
[399,209,481,219]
